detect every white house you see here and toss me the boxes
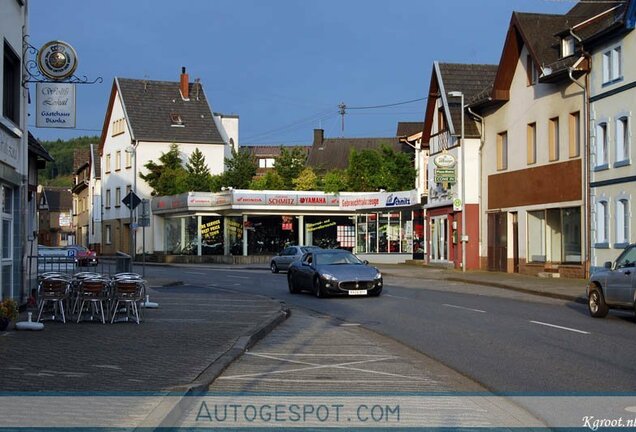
[587,1,636,271]
[98,67,238,256]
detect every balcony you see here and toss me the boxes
[429,130,452,155]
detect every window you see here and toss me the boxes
[527,123,536,165]
[616,116,629,164]
[258,158,276,169]
[105,189,111,208]
[528,207,581,263]
[112,118,125,136]
[105,225,112,245]
[115,150,121,171]
[569,112,580,158]
[549,117,559,161]
[3,42,20,125]
[526,55,537,86]
[126,185,131,196]
[115,187,121,207]
[497,131,508,170]
[596,200,609,246]
[602,46,622,84]
[596,122,608,168]
[105,154,111,173]
[561,36,575,58]
[616,199,629,246]
[125,150,132,168]
[170,113,184,127]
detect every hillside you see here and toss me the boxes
[38,135,100,186]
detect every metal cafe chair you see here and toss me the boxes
[37,277,71,323]
[76,277,111,324]
[71,272,104,317]
[110,278,145,324]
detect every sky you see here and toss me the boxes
[27,0,573,145]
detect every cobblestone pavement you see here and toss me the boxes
[0,282,285,392]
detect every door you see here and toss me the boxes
[430,216,449,262]
[512,212,519,273]
[488,212,507,272]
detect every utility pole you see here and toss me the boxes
[338,102,346,136]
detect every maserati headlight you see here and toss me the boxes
[374,271,382,280]
[321,273,338,281]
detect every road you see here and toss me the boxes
[147,264,636,393]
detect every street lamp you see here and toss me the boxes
[448,91,466,272]
[125,144,137,259]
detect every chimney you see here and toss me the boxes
[313,129,324,147]
[180,66,189,100]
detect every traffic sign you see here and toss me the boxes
[138,217,150,227]
[122,191,142,210]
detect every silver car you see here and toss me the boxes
[270,246,321,273]
[588,244,636,317]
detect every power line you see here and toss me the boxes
[338,96,428,134]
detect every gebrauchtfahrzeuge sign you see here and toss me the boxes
[36,82,76,128]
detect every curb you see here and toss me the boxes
[139,302,290,430]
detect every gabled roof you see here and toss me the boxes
[422,62,497,143]
[99,76,224,154]
[243,145,311,158]
[306,134,411,172]
[73,147,91,173]
[487,1,629,101]
[28,133,53,162]
[396,122,424,138]
[41,187,73,211]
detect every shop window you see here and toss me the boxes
[356,215,367,254]
[165,216,198,255]
[227,217,243,255]
[367,214,377,253]
[201,216,224,255]
[528,207,581,263]
[378,213,389,253]
[401,210,412,254]
[528,211,546,262]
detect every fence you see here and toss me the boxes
[27,253,132,288]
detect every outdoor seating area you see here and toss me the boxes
[36,272,147,324]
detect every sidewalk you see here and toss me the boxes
[0,275,288,393]
[374,263,589,303]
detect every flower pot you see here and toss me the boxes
[0,317,10,331]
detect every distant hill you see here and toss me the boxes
[38,135,99,186]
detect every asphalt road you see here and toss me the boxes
[146,264,636,393]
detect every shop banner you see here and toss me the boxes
[233,192,267,205]
[188,192,231,207]
[36,82,76,128]
[340,190,418,210]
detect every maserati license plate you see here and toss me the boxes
[348,289,368,295]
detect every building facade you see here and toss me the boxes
[588,2,636,271]
[72,143,101,252]
[98,68,238,256]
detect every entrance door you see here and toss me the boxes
[430,216,449,262]
[488,212,507,272]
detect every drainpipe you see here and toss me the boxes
[568,27,590,277]
[467,107,485,269]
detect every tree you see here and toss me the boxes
[274,147,307,189]
[293,167,318,191]
[345,144,415,192]
[249,171,285,190]
[40,135,100,186]
[140,143,188,196]
[185,148,212,191]
[210,147,257,191]
[320,169,349,193]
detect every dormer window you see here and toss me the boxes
[170,113,185,127]
[561,36,575,58]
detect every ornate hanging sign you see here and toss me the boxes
[36,40,78,81]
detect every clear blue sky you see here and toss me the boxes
[28,0,571,145]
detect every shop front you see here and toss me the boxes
[151,189,419,264]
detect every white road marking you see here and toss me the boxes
[227,275,249,279]
[530,320,590,335]
[443,303,486,313]
[184,271,206,275]
[385,294,410,300]
[340,323,361,326]
[218,353,427,381]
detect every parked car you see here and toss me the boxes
[588,244,636,318]
[287,249,383,297]
[270,245,321,273]
[66,245,98,266]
